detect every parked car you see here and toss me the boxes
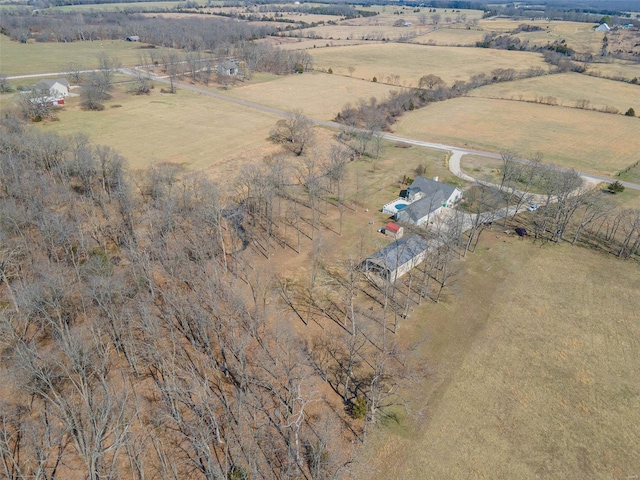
[515,227,528,237]
[527,204,539,212]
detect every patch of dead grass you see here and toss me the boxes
[394,96,640,176]
[357,236,640,479]
[311,43,549,87]
[468,72,640,114]
[225,71,400,120]
[36,85,282,174]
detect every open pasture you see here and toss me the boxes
[310,44,548,87]
[479,19,606,54]
[412,26,487,46]
[0,36,161,76]
[256,36,366,50]
[47,1,202,12]
[395,97,640,176]
[587,61,640,81]
[357,5,483,21]
[291,24,420,42]
[365,239,640,479]
[37,86,280,172]
[468,72,640,114]
[225,71,399,120]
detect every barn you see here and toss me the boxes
[360,235,430,282]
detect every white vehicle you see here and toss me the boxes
[527,204,539,212]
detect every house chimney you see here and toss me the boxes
[433,176,439,182]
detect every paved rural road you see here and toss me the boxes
[14,68,640,192]
[142,74,640,192]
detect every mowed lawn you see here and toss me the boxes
[394,97,640,176]
[0,36,160,76]
[367,239,640,479]
[468,72,640,114]
[225,71,400,120]
[38,87,280,173]
[311,44,548,86]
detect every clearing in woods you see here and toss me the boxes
[310,43,549,86]
[358,237,640,479]
[468,72,640,114]
[394,96,640,176]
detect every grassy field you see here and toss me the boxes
[47,1,201,12]
[257,36,366,51]
[311,44,548,87]
[413,27,487,46]
[478,19,606,54]
[290,24,419,42]
[0,36,161,76]
[395,97,640,176]
[36,85,281,173]
[358,5,484,20]
[468,72,640,114]
[225,71,400,120]
[361,239,640,479]
[587,61,640,82]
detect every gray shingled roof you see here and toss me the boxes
[35,78,68,91]
[365,235,429,272]
[407,176,457,201]
[396,190,444,224]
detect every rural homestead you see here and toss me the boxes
[0,0,639,479]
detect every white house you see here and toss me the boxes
[35,78,69,98]
[595,23,610,32]
[393,176,462,226]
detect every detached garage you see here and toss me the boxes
[360,235,430,282]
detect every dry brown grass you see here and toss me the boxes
[478,19,606,54]
[468,72,640,114]
[357,236,640,479]
[412,27,487,46]
[587,61,640,81]
[256,37,367,50]
[311,44,548,86]
[36,85,282,173]
[225,71,399,120]
[0,36,161,76]
[394,97,640,176]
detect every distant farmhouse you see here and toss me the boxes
[125,35,140,42]
[30,78,69,106]
[218,60,239,76]
[35,78,69,98]
[382,176,462,227]
[595,23,610,32]
[360,235,430,282]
